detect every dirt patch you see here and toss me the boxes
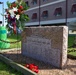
[0,50,76,75]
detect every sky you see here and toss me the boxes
[0,0,15,25]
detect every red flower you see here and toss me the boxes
[12,3,16,7]
[18,9,22,14]
[34,65,38,69]
[19,6,23,10]
[29,64,35,70]
[25,64,39,73]
[34,69,39,73]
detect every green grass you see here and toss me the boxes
[0,61,22,75]
[68,35,76,56]
[70,52,76,56]
[7,34,21,48]
[68,52,76,56]
[68,35,75,47]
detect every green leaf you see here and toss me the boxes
[6,1,11,8]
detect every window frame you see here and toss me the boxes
[32,0,37,5]
[32,13,37,19]
[43,0,48,2]
[71,4,76,15]
[54,7,62,16]
[25,1,29,7]
[42,10,48,18]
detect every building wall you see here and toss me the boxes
[24,0,76,27]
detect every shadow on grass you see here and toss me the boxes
[0,61,22,75]
[8,34,21,40]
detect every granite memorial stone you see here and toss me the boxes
[21,26,68,68]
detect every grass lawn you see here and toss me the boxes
[0,61,22,75]
[7,34,21,48]
[68,35,75,47]
[68,52,76,56]
[68,34,76,56]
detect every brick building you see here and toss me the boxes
[24,0,76,30]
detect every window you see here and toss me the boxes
[54,7,62,16]
[32,0,37,5]
[42,10,48,18]
[71,4,76,14]
[25,1,29,7]
[32,13,37,19]
[43,0,47,2]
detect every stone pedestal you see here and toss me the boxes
[21,26,68,68]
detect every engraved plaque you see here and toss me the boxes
[22,26,68,68]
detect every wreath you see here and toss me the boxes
[5,0,29,34]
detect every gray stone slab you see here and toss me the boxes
[21,26,68,68]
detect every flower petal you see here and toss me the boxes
[16,15,20,20]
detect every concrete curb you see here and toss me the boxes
[0,54,38,75]
[0,48,21,52]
